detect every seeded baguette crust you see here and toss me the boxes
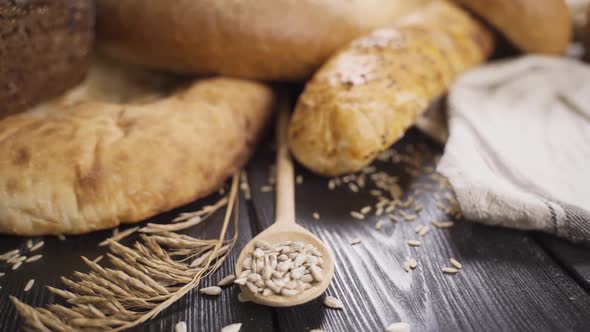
[288,1,493,176]
[0,60,274,236]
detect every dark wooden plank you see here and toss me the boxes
[535,234,590,292]
[0,192,275,332]
[246,129,590,332]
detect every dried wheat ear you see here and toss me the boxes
[11,172,242,332]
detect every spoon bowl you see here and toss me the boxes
[235,223,335,307]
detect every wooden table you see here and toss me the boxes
[1,129,590,332]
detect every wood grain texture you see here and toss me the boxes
[535,234,590,292]
[0,193,274,332]
[247,129,590,332]
[1,129,590,331]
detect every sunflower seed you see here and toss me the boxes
[324,296,344,309]
[450,258,462,269]
[310,265,324,282]
[175,321,187,332]
[385,322,411,332]
[350,238,361,246]
[402,261,411,272]
[218,275,236,287]
[25,255,43,263]
[407,240,421,247]
[24,279,35,292]
[221,323,242,332]
[418,226,429,237]
[296,175,303,184]
[280,288,299,296]
[375,219,384,230]
[442,267,459,274]
[246,282,259,293]
[29,241,44,252]
[350,211,364,220]
[260,185,273,192]
[431,220,455,228]
[199,286,222,296]
[254,240,271,249]
[360,206,372,214]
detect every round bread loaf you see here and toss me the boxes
[0,0,94,118]
[96,0,430,81]
[455,0,572,54]
[0,59,274,236]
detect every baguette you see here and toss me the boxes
[288,1,494,176]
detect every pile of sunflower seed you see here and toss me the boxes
[234,240,324,297]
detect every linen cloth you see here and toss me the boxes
[436,56,590,242]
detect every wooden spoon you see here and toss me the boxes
[235,100,335,307]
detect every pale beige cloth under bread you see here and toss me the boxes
[435,56,590,242]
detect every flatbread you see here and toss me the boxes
[0,59,274,236]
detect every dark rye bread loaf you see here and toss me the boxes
[0,0,94,117]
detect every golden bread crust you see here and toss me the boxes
[96,0,431,81]
[0,61,274,236]
[288,1,493,176]
[456,0,571,54]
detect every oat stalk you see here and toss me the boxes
[11,172,242,331]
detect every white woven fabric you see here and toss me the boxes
[437,56,590,242]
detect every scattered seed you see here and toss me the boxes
[175,321,187,332]
[450,258,462,269]
[310,329,325,332]
[26,239,33,249]
[408,259,417,269]
[375,219,384,230]
[350,238,361,245]
[388,214,400,223]
[29,241,44,252]
[221,323,242,332]
[402,261,411,272]
[199,286,222,296]
[407,240,421,247]
[260,185,273,192]
[0,273,5,278]
[25,255,43,263]
[360,206,372,214]
[24,279,35,292]
[385,322,411,332]
[442,267,459,274]
[57,235,66,241]
[12,261,23,270]
[350,211,365,220]
[312,212,320,220]
[328,180,335,190]
[324,296,344,309]
[0,249,19,260]
[218,274,236,287]
[432,220,455,228]
[349,183,359,192]
[296,175,303,184]
[415,225,424,233]
[418,226,429,237]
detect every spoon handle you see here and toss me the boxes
[275,98,296,225]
